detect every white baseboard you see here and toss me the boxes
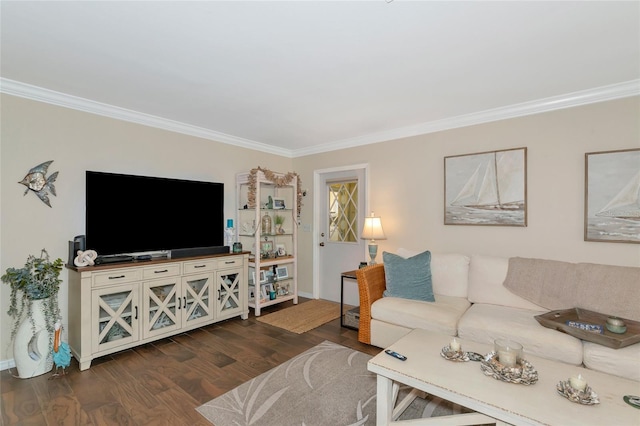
[1,358,16,371]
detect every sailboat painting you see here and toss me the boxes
[445,148,527,226]
[585,148,640,243]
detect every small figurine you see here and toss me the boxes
[51,322,71,378]
[74,250,98,267]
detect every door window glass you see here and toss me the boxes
[328,181,358,242]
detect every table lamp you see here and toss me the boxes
[361,212,386,265]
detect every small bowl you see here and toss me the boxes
[606,323,627,334]
[605,317,627,334]
[606,316,625,327]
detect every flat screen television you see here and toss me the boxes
[86,171,224,256]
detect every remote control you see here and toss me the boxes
[385,349,407,361]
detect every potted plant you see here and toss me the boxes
[2,249,63,377]
[274,214,286,234]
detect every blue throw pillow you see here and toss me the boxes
[382,250,435,302]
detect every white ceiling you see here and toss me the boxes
[1,1,639,157]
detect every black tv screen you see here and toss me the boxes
[86,171,224,256]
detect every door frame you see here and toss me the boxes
[312,163,370,299]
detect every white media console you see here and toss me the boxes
[66,252,249,370]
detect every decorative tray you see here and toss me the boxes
[535,308,640,349]
[440,346,470,362]
[556,380,599,405]
[480,352,538,385]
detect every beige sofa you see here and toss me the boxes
[356,249,640,381]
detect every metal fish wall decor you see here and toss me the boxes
[19,160,59,207]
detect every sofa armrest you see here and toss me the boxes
[356,264,386,344]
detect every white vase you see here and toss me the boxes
[13,299,54,378]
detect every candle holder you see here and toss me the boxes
[557,379,600,405]
[440,345,470,362]
[480,352,538,385]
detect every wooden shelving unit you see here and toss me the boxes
[236,170,298,316]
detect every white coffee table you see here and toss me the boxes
[368,329,640,426]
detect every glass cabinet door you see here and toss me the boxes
[216,269,243,317]
[183,274,214,327]
[93,284,139,353]
[143,278,180,338]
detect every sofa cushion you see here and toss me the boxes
[467,255,544,310]
[583,341,640,381]
[457,303,583,365]
[397,248,470,298]
[370,320,413,349]
[382,250,435,302]
[371,294,471,337]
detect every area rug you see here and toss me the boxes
[255,299,350,334]
[197,340,471,425]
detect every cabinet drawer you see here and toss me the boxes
[93,269,142,287]
[142,264,181,280]
[217,257,243,269]
[183,259,215,274]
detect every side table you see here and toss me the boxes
[340,270,359,330]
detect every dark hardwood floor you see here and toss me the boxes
[0,298,380,425]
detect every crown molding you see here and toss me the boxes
[2,78,637,159]
[0,78,292,157]
[293,79,640,157]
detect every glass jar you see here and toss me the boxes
[261,213,272,235]
[494,339,523,367]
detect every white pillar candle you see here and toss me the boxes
[569,374,587,392]
[450,338,461,352]
[494,339,522,368]
[498,350,517,367]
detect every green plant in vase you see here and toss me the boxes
[274,214,286,234]
[2,249,63,347]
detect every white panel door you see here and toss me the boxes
[316,165,368,305]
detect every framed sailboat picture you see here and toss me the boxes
[444,147,527,226]
[585,148,640,243]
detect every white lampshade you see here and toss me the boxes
[361,214,386,241]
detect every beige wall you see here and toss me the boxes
[2,93,639,367]
[293,97,640,299]
[0,94,293,365]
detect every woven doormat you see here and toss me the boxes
[256,299,350,334]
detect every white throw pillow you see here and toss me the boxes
[396,248,469,298]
